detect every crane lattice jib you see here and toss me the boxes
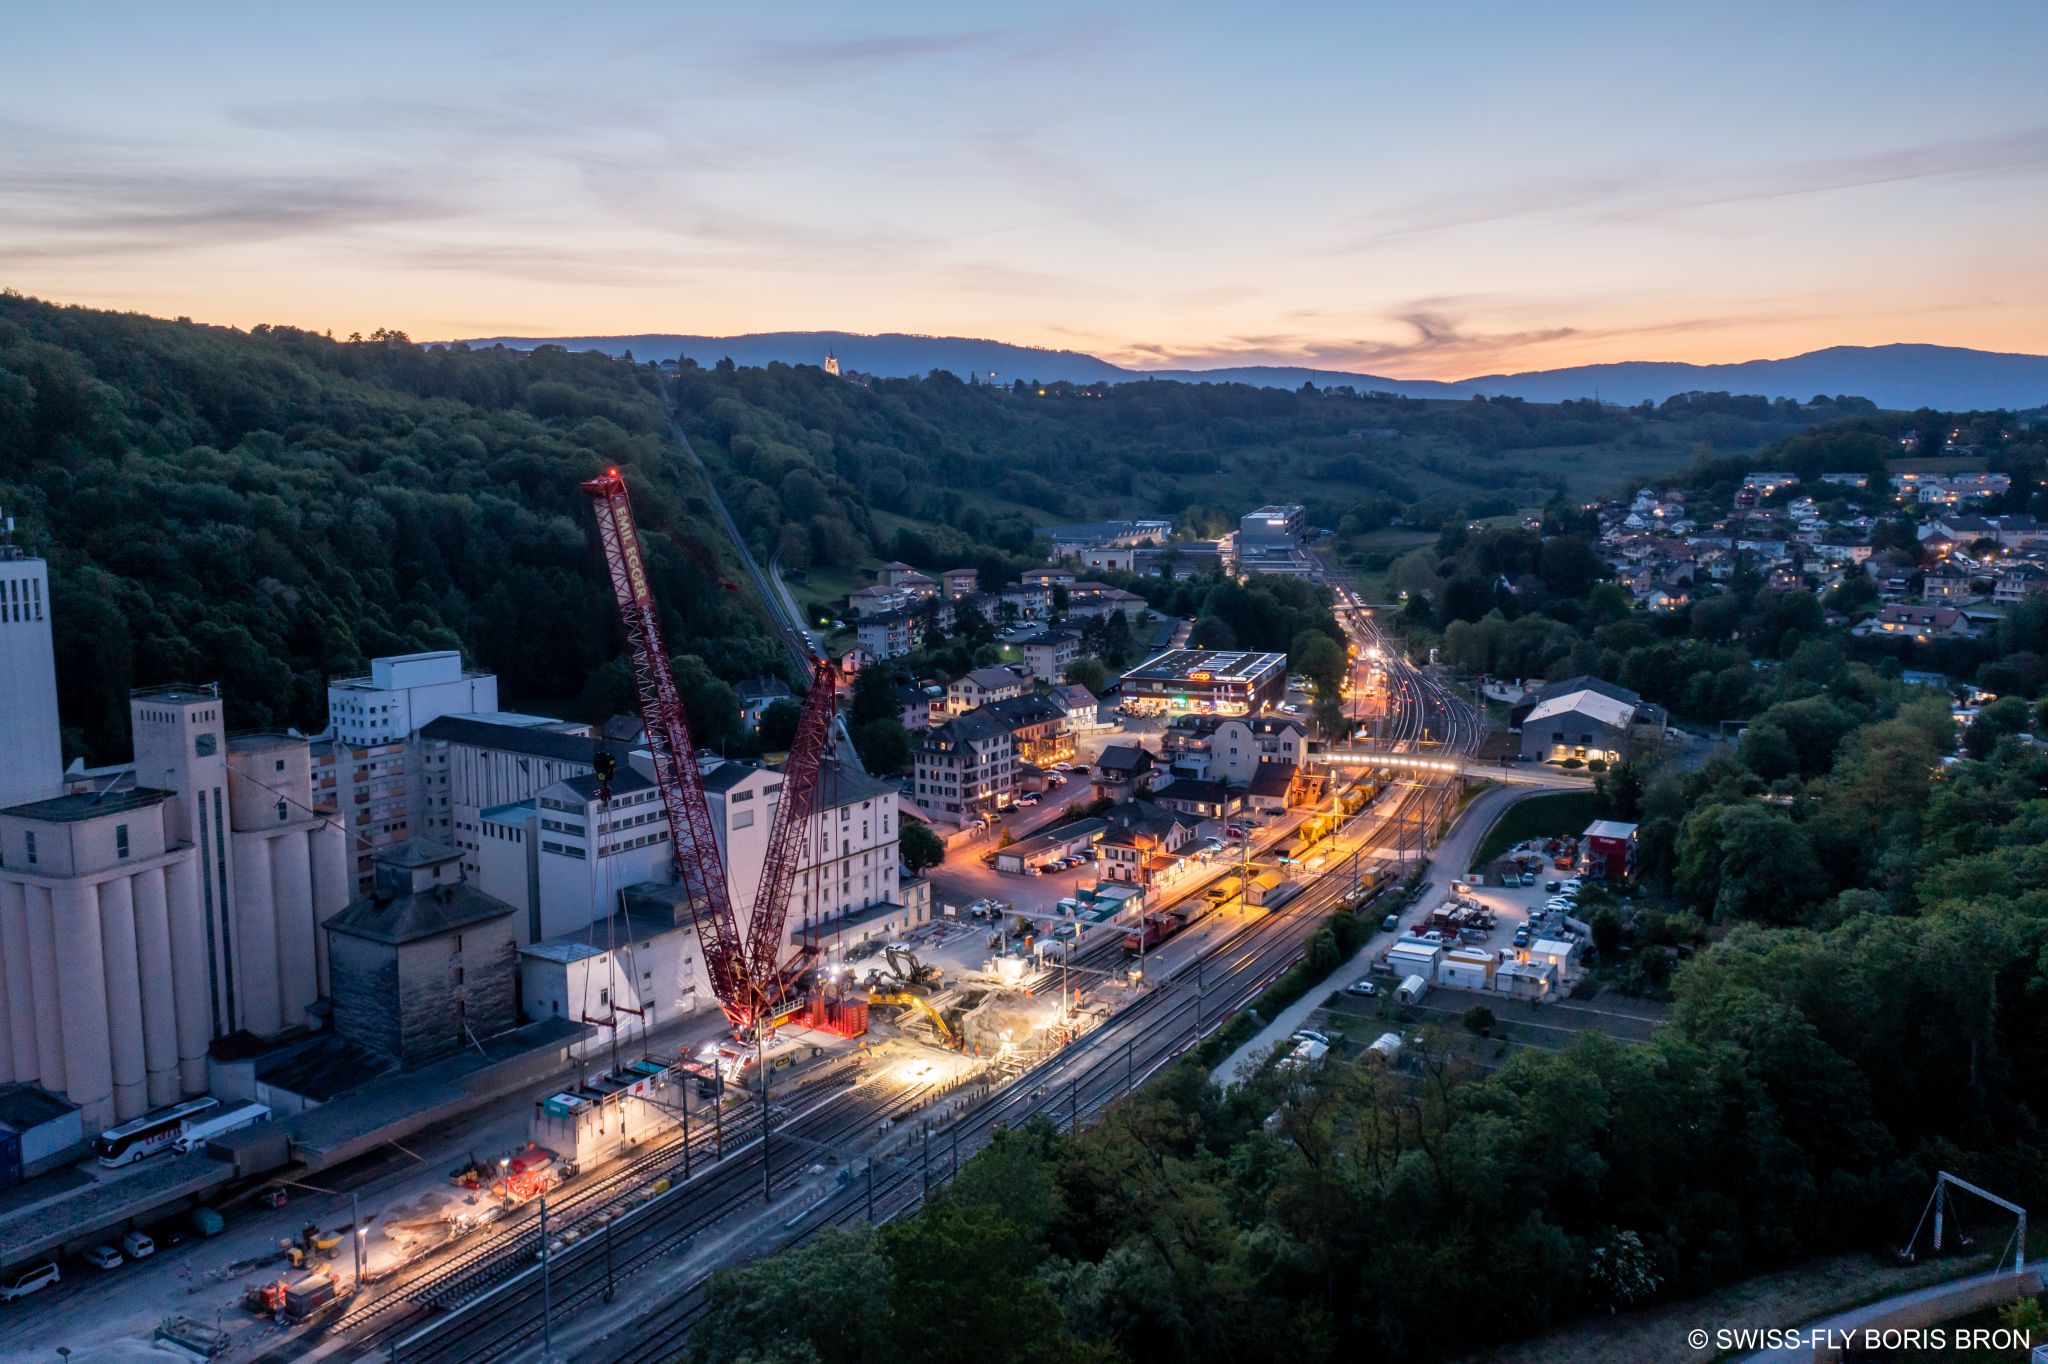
[581,471,754,1027]
[740,655,838,1019]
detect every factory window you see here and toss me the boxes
[24,832,35,866]
[116,824,130,859]
[733,810,754,830]
[277,799,289,823]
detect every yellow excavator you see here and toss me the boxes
[868,991,956,1046]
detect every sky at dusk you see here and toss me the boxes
[6,1,2046,378]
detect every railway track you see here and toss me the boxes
[389,1073,948,1363]
[592,802,1425,1364]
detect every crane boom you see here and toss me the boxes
[740,654,838,1018]
[581,470,754,1027]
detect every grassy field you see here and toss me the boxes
[784,564,868,622]
[1473,791,1600,866]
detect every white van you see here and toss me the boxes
[0,1259,59,1301]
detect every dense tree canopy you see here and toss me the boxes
[0,294,781,762]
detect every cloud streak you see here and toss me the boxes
[1338,123,2048,249]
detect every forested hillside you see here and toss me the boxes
[0,293,1888,767]
[0,294,780,763]
[672,360,1865,580]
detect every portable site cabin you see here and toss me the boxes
[1439,948,1496,992]
[1385,938,1442,981]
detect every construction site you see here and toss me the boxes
[0,467,1490,1364]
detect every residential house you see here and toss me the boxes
[1867,604,1972,643]
[1151,777,1235,822]
[1051,683,1113,733]
[1017,629,1081,682]
[1995,564,2048,604]
[980,693,1072,768]
[1922,566,1977,602]
[912,711,1016,822]
[1091,745,1156,803]
[1158,714,1309,786]
[856,610,920,661]
[942,568,979,600]
[735,676,793,731]
[995,581,1052,622]
[946,665,1026,716]
[848,584,913,617]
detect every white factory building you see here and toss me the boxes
[0,691,348,1132]
[701,757,903,946]
[475,767,674,947]
[0,539,62,810]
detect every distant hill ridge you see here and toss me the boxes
[449,331,2048,411]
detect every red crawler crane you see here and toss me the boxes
[581,469,838,1032]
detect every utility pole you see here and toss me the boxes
[351,1190,364,1290]
[681,1078,691,1179]
[921,1126,931,1196]
[866,1159,875,1222]
[1125,1036,1134,1092]
[712,1058,723,1157]
[951,1122,959,1177]
[1069,1074,1079,1131]
[602,1214,615,1303]
[759,1031,771,1204]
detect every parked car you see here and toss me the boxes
[1017,791,1042,806]
[1381,913,1399,932]
[1346,979,1379,997]
[83,1245,124,1271]
[1069,764,1090,775]
[0,1259,59,1301]
[1052,761,1073,772]
[120,1230,156,1259]
[1545,880,1561,893]
[1513,927,1532,947]
[1293,1029,1332,1048]
[1024,865,1043,877]
[1078,847,1098,860]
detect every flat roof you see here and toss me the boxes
[228,731,303,753]
[1121,649,1287,686]
[0,788,170,823]
[481,798,537,825]
[0,1083,76,1132]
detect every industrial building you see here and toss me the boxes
[325,841,520,1068]
[1118,649,1289,716]
[1238,504,1306,551]
[419,714,601,880]
[0,686,349,1132]
[0,537,61,810]
[1515,676,1665,765]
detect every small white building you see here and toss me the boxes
[1524,938,1581,980]
[518,891,712,1051]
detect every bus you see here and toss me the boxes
[172,1101,270,1155]
[96,1097,219,1167]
